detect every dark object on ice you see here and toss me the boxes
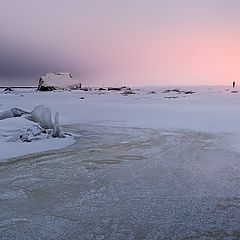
[80,87,89,91]
[38,85,57,91]
[108,86,131,91]
[164,89,195,95]
[233,81,236,88]
[4,87,13,93]
[99,88,106,91]
[163,89,181,93]
[121,86,131,90]
[231,90,238,93]
[164,96,179,99]
[148,91,157,94]
[121,90,136,96]
[80,97,85,100]
[184,91,195,94]
[108,87,122,91]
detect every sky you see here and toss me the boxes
[0,0,240,86]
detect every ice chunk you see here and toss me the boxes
[52,112,62,138]
[0,110,14,120]
[11,108,29,117]
[28,105,53,129]
[0,108,29,120]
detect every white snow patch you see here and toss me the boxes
[0,117,74,161]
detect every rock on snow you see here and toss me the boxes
[38,72,81,91]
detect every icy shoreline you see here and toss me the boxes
[1,86,240,160]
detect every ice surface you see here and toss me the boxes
[0,125,240,239]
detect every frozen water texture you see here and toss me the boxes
[0,125,239,239]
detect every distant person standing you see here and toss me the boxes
[233,81,236,88]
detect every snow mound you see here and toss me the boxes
[38,73,81,91]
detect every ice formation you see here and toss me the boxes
[52,112,64,138]
[28,105,53,129]
[0,110,14,120]
[0,108,29,120]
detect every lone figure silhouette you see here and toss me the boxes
[233,81,236,88]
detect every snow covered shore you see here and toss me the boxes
[0,117,74,161]
[1,86,240,160]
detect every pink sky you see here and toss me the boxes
[82,27,240,85]
[1,0,240,86]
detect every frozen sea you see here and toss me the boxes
[0,86,240,239]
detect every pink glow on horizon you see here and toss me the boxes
[86,27,240,86]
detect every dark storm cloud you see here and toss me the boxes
[0,41,73,79]
[0,39,94,83]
